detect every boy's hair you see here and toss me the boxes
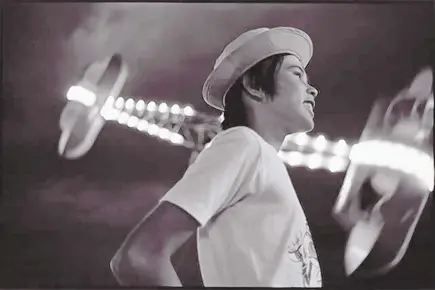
[221,54,287,130]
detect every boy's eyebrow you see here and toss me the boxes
[287,65,309,82]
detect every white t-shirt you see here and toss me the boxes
[160,126,322,287]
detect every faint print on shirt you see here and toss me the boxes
[287,222,322,287]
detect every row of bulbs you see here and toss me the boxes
[66,86,197,117]
[285,132,350,157]
[280,139,433,191]
[100,96,185,146]
[78,89,432,189]
[278,151,349,173]
[112,96,196,117]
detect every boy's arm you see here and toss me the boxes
[110,201,199,286]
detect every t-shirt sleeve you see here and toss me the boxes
[159,127,262,227]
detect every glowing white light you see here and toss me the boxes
[147,101,157,112]
[389,144,411,172]
[332,139,349,156]
[158,102,169,113]
[137,119,149,131]
[420,154,435,191]
[170,133,185,144]
[218,113,224,123]
[307,153,323,169]
[293,133,310,146]
[183,105,195,116]
[100,96,119,120]
[118,112,130,124]
[127,116,139,128]
[66,86,96,107]
[136,100,146,112]
[349,140,434,191]
[115,97,125,109]
[148,124,159,135]
[313,135,328,152]
[285,151,305,166]
[170,104,181,114]
[327,156,349,173]
[125,98,135,112]
[204,142,211,149]
[158,128,171,140]
[101,108,120,121]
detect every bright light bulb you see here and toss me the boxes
[183,105,195,116]
[101,107,120,121]
[125,98,135,111]
[118,112,130,124]
[158,102,169,113]
[170,133,184,144]
[148,124,159,135]
[137,119,149,131]
[171,104,181,114]
[307,153,323,169]
[313,135,328,152]
[293,133,310,146]
[147,101,157,112]
[158,128,170,140]
[66,86,96,107]
[127,116,139,128]
[333,139,349,156]
[136,100,146,111]
[115,97,125,109]
[327,156,348,173]
[100,96,117,120]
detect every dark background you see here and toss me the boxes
[1,2,434,288]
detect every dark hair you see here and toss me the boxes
[221,54,286,130]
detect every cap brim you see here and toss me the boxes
[202,27,313,111]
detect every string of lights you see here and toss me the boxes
[101,96,432,185]
[96,94,354,173]
[98,94,221,150]
[282,133,351,157]
[65,85,433,186]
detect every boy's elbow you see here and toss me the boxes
[110,251,129,285]
[110,246,165,285]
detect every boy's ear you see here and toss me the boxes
[242,74,269,103]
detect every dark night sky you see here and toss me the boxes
[1,2,434,288]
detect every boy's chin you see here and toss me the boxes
[300,119,315,133]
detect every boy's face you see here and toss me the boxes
[268,54,318,134]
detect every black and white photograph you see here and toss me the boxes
[1,2,434,288]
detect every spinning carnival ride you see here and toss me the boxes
[58,53,434,278]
